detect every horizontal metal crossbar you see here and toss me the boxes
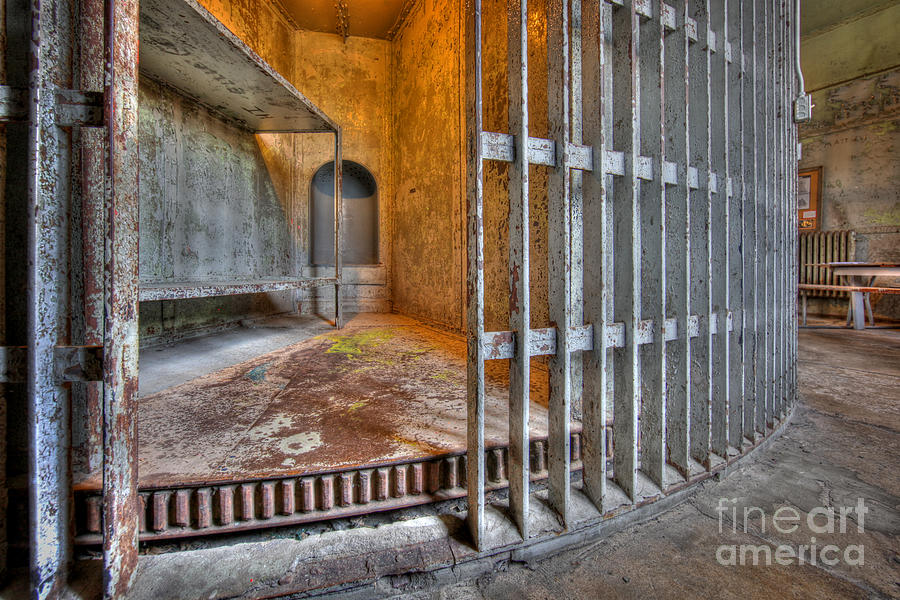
[481,131,731,194]
[481,311,737,360]
[0,345,104,382]
[0,85,28,121]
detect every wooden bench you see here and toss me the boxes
[798,283,900,328]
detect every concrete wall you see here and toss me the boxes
[390,0,466,330]
[291,31,393,316]
[390,0,553,333]
[799,3,900,321]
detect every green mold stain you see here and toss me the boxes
[347,400,368,412]
[430,370,454,381]
[246,362,272,383]
[325,329,395,358]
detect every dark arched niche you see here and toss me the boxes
[310,161,379,266]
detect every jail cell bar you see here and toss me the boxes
[466,0,799,548]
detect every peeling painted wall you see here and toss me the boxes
[138,77,298,342]
[390,0,465,330]
[391,0,551,333]
[799,67,900,319]
[139,0,394,341]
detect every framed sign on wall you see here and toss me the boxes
[797,167,822,231]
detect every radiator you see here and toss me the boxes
[799,230,857,298]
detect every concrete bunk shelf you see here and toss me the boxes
[138,0,342,303]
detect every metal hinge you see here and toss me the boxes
[55,90,104,127]
[0,345,104,383]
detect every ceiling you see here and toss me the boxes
[271,0,891,42]
[801,0,897,37]
[273,0,414,40]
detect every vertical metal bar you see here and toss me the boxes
[547,0,572,523]
[754,0,767,435]
[638,0,665,490]
[665,0,691,478]
[333,130,343,328]
[569,0,584,440]
[764,0,775,428]
[582,0,611,510]
[611,0,640,499]
[27,0,74,589]
[507,0,530,539]
[465,0,487,549]
[76,0,106,485]
[709,0,728,458]
[727,0,744,448]
[688,0,711,469]
[772,0,782,421]
[102,0,141,592]
[0,0,6,576]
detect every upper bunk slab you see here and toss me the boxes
[140,0,337,133]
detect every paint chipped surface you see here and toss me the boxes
[74,314,550,490]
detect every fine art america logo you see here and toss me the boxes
[715,497,867,566]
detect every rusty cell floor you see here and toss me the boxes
[76,313,552,491]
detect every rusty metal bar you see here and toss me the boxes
[102,0,141,591]
[687,0,711,470]
[27,0,75,590]
[709,0,728,457]
[465,0,487,549]
[507,0,530,540]
[581,0,612,512]
[637,0,666,491]
[611,0,640,500]
[547,0,573,524]
[76,0,108,498]
[664,0,691,479]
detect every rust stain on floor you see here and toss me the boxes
[76,314,551,490]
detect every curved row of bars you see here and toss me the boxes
[466,0,799,547]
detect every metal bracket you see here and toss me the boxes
[55,90,104,127]
[0,345,104,382]
[0,86,29,122]
[54,345,104,382]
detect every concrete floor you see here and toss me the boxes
[79,313,552,490]
[395,325,900,600]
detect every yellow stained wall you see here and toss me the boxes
[391,0,552,332]
[197,0,394,313]
[390,0,466,329]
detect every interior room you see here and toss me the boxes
[68,0,579,543]
[1,0,897,597]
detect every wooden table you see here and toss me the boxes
[821,263,900,329]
